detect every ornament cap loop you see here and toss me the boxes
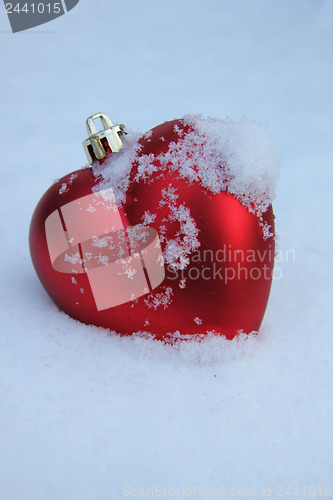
[82,112,126,164]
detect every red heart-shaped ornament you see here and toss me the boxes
[29,113,277,341]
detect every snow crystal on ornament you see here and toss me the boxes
[64,252,81,265]
[144,286,174,310]
[179,279,187,289]
[97,254,109,266]
[142,210,157,225]
[59,183,68,195]
[58,173,78,195]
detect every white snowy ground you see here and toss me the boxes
[0,1,333,499]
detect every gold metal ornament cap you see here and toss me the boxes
[82,112,126,164]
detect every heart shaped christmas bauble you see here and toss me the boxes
[29,112,278,342]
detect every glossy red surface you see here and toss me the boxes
[29,119,275,341]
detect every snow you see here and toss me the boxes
[159,185,200,271]
[1,1,333,499]
[163,114,279,215]
[92,130,142,205]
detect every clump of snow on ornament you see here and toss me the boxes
[144,287,173,310]
[159,184,200,270]
[171,114,279,217]
[92,130,142,205]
